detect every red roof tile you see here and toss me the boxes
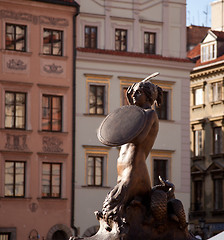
[77,48,191,63]
[187,44,200,59]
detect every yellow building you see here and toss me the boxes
[188,29,224,239]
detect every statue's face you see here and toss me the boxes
[132,84,147,107]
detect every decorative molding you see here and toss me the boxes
[0,10,69,27]
[7,59,27,70]
[42,136,63,153]
[5,134,28,151]
[0,10,37,24]
[29,203,38,212]
[43,63,63,74]
[39,15,69,27]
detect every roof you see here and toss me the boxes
[187,25,210,49]
[77,48,192,63]
[210,30,224,41]
[32,0,80,7]
[187,44,200,60]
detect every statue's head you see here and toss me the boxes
[137,81,163,106]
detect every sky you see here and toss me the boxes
[186,0,214,27]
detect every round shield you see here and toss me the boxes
[97,105,146,146]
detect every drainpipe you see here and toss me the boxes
[71,4,80,237]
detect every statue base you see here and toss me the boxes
[70,179,197,240]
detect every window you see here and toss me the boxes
[115,29,127,51]
[194,87,203,106]
[214,179,223,210]
[194,130,203,157]
[193,180,203,211]
[42,163,61,198]
[211,82,222,102]
[201,43,216,62]
[5,23,26,52]
[85,26,97,49]
[122,86,129,106]
[156,90,168,120]
[5,92,26,129]
[153,159,168,185]
[5,161,25,197]
[144,32,156,54]
[43,28,63,56]
[89,85,105,115]
[213,127,222,154]
[87,156,103,186]
[0,233,11,240]
[42,95,62,132]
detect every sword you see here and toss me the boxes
[141,72,160,83]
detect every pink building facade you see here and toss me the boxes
[0,0,79,239]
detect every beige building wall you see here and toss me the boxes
[74,0,193,236]
[0,0,79,239]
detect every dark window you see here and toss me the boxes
[43,29,63,56]
[115,29,127,51]
[5,92,26,129]
[144,32,156,54]
[156,91,168,120]
[87,156,103,186]
[5,161,25,197]
[213,127,222,154]
[42,95,62,132]
[6,23,26,52]
[42,163,61,198]
[194,130,203,156]
[214,179,223,210]
[122,87,129,106]
[89,85,105,114]
[153,159,168,185]
[85,26,97,48]
[193,180,203,211]
[0,233,11,240]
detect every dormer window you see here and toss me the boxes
[201,42,216,62]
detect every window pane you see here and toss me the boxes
[87,157,94,185]
[89,85,105,114]
[195,88,203,105]
[42,163,51,197]
[214,127,222,154]
[6,24,15,50]
[194,130,203,156]
[153,159,167,185]
[194,180,202,211]
[214,179,223,210]
[115,29,127,51]
[157,91,168,120]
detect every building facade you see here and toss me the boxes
[0,0,79,239]
[74,0,193,237]
[188,29,224,240]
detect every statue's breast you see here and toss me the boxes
[97,105,147,147]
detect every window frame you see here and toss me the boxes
[85,74,110,116]
[194,129,203,157]
[211,81,223,104]
[84,25,97,49]
[115,28,127,52]
[42,162,62,198]
[88,85,105,115]
[87,155,103,186]
[5,91,27,130]
[5,23,27,52]
[43,28,63,56]
[213,126,223,155]
[201,42,217,63]
[213,178,223,211]
[42,94,63,132]
[4,161,26,198]
[144,32,156,54]
[84,147,109,187]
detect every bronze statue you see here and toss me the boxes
[71,73,196,240]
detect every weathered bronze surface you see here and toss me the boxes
[71,74,196,240]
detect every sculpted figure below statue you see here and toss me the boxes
[71,73,197,240]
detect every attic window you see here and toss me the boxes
[201,43,216,63]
